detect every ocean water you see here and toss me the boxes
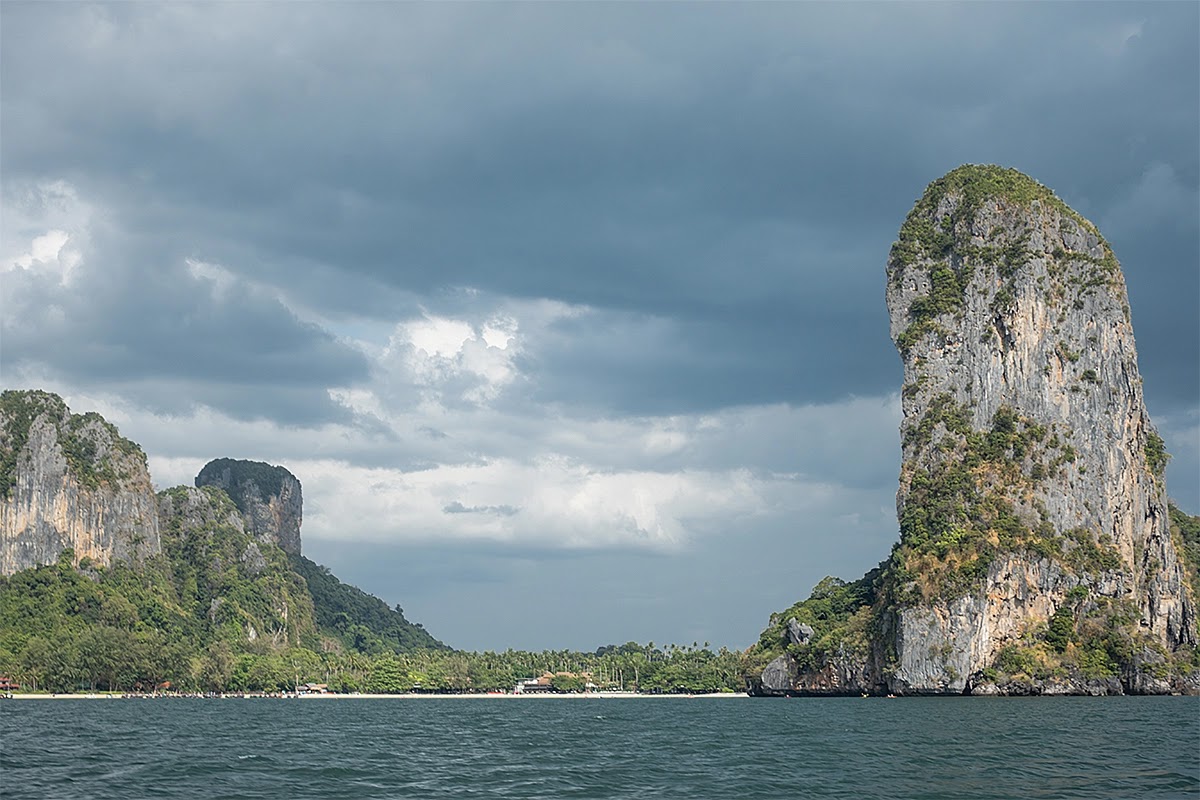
[1,696,1197,799]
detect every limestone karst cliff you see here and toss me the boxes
[195,458,303,555]
[749,165,1198,696]
[0,392,443,673]
[0,390,160,575]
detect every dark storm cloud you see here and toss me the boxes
[0,218,369,424]
[3,2,1195,422]
[520,302,899,415]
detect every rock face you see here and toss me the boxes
[195,458,303,555]
[158,484,246,540]
[750,166,1197,696]
[883,165,1194,691]
[0,391,160,575]
[786,619,814,645]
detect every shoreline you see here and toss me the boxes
[6,691,1197,700]
[4,691,749,700]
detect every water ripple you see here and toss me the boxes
[1,696,1197,799]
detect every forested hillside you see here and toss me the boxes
[0,478,742,694]
[0,484,442,692]
[291,553,442,653]
[0,544,744,693]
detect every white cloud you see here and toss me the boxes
[384,314,508,406]
[10,229,69,269]
[299,456,798,552]
[185,258,238,300]
[403,316,475,359]
[481,318,515,349]
[363,299,581,412]
[642,426,689,457]
[1,180,91,286]
[20,361,905,555]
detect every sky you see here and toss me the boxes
[2,2,1197,652]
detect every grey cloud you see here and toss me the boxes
[521,305,900,414]
[443,501,520,517]
[0,223,369,425]
[4,3,1195,421]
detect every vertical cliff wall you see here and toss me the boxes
[0,390,160,575]
[882,165,1195,692]
[195,458,303,555]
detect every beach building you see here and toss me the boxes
[512,671,595,694]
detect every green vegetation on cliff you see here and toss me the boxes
[0,464,742,693]
[891,165,1099,271]
[748,570,881,680]
[0,390,146,499]
[1170,503,1200,597]
[893,397,1120,602]
[158,486,316,646]
[290,554,442,653]
[196,458,294,513]
[1145,431,1170,480]
[982,588,1199,688]
[889,164,1120,355]
[0,483,445,692]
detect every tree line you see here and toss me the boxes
[0,550,748,694]
[5,630,746,694]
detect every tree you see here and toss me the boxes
[77,627,124,691]
[198,641,234,691]
[99,594,139,630]
[365,657,408,693]
[19,636,52,691]
[550,674,585,693]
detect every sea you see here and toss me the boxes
[1,695,1197,799]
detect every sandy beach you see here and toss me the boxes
[7,691,747,700]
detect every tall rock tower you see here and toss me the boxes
[883,165,1195,692]
[0,390,161,574]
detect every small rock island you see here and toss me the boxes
[747,165,1198,696]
